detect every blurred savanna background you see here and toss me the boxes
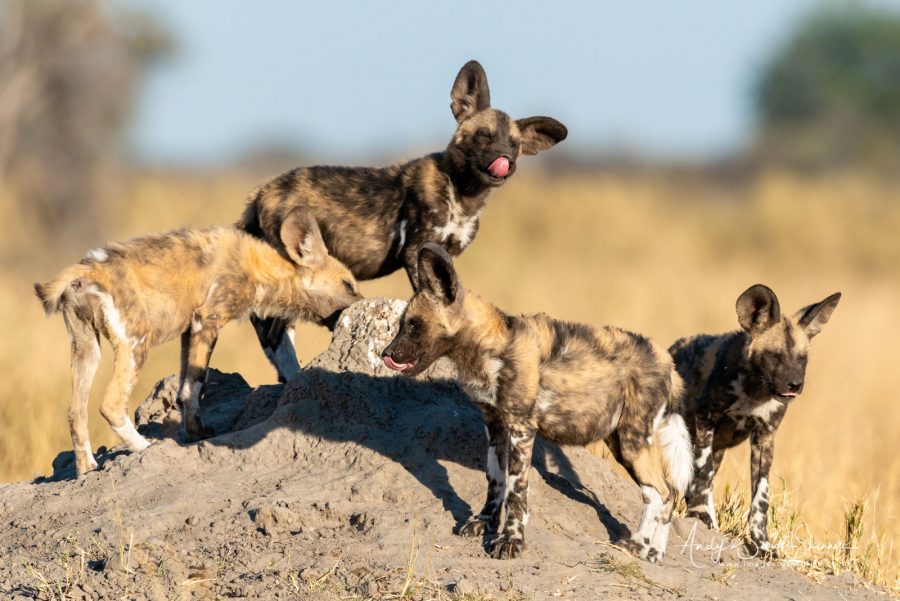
[1,0,898,589]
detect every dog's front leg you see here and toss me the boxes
[179,309,219,441]
[458,410,508,537]
[748,427,777,557]
[686,412,720,530]
[489,426,535,559]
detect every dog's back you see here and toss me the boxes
[668,331,746,418]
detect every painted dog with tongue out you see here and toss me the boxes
[669,284,840,556]
[239,60,567,382]
[382,244,694,563]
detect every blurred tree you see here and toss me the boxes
[0,0,170,246]
[755,3,900,169]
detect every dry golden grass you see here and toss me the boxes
[1,168,897,589]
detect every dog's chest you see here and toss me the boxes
[462,355,503,408]
[432,183,481,253]
[720,375,785,430]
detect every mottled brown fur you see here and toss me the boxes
[238,60,567,382]
[35,213,360,476]
[669,284,840,555]
[382,244,693,562]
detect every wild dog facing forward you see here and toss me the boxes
[381,245,692,562]
[240,60,567,382]
[35,211,360,476]
[669,284,840,555]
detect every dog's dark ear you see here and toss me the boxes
[516,116,568,155]
[794,292,841,339]
[280,208,326,267]
[451,60,491,123]
[417,243,460,305]
[736,284,781,334]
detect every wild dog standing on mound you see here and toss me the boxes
[381,244,692,562]
[34,210,361,475]
[239,60,567,382]
[669,284,840,555]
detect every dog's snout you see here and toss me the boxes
[787,380,803,393]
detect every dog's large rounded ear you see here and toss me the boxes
[417,243,460,305]
[794,292,841,339]
[280,208,327,267]
[736,284,781,334]
[516,116,568,155]
[451,60,491,123]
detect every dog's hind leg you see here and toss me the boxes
[610,430,672,563]
[63,311,102,476]
[99,339,150,454]
[686,413,721,530]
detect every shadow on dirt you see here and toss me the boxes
[42,366,627,540]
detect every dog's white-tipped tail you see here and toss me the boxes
[659,412,693,494]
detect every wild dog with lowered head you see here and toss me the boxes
[239,60,567,382]
[669,284,840,555]
[34,210,361,476]
[381,244,693,562]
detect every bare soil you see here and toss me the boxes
[0,299,887,600]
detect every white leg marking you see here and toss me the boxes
[486,445,503,482]
[695,445,711,468]
[752,477,769,510]
[274,329,301,381]
[95,291,128,342]
[707,492,719,530]
[81,440,98,470]
[650,519,671,559]
[112,417,150,451]
[749,477,769,540]
[633,486,663,553]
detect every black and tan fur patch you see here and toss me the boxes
[669,284,841,555]
[382,244,693,563]
[238,60,567,382]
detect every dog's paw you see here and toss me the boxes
[687,509,718,530]
[489,534,525,559]
[457,516,491,538]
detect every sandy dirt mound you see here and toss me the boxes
[0,299,883,600]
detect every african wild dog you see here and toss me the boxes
[669,284,840,555]
[381,244,693,562]
[34,210,361,476]
[239,60,567,382]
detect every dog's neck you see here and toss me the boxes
[448,291,511,386]
[731,331,772,401]
[242,242,313,321]
[436,150,493,207]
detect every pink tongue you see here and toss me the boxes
[488,156,510,178]
[383,356,410,371]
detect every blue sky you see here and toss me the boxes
[122,1,837,165]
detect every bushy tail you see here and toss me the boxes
[658,371,693,494]
[34,264,90,316]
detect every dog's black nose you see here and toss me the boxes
[787,380,803,392]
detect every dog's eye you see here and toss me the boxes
[408,317,425,337]
[474,129,491,144]
[343,280,355,295]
